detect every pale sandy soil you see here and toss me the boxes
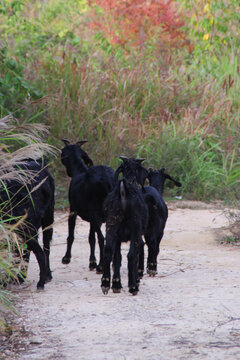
[4,202,240,359]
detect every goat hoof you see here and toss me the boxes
[89,261,97,271]
[96,265,103,274]
[101,277,110,294]
[37,282,45,291]
[151,271,157,277]
[62,256,71,264]
[112,278,122,293]
[147,263,157,277]
[147,269,157,277]
[101,286,110,295]
[129,286,139,295]
[45,273,52,283]
[112,288,121,293]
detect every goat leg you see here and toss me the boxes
[28,239,47,290]
[62,211,77,264]
[146,235,158,276]
[138,236,145,280]
[88,223,97,270]
[42,207,54,282]
[89,220,105,274]
[127,235,140,295]
[101,229,116,295]
[101,242,111,294]
[112,241,122,293]
[16,248,30,284]
[95,224,105,274]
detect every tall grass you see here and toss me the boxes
[0,0,239,203]
[23,46,238,202]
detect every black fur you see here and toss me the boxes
[101,157,148,295]
[142,168,181,276]
[0,158,55,289]
[60,140,114,273]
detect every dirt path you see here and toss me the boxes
[8,203,240,359]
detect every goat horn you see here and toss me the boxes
[62,138,71,146]
[119,156,128,162]
[136,158,145,163]
[76,140,88,147]
[114,164,123,183]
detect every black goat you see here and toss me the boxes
[142,167,181,276]
[0,158,55,289]
[60,139,114,273]
[101,157,149,295]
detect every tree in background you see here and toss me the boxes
[88,0,187,51]
[182,0,240,50]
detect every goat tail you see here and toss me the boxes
[120,180,127,212]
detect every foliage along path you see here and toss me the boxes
[8,203,240,359]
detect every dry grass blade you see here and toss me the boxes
[0,116,13,129]
[0,117,58,183]
[30,176,48,194]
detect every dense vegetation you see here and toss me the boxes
[0,0,239,203]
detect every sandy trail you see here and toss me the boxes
[9,204,240,359]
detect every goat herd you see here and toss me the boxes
[1,140,181,296]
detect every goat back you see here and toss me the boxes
[0,159,55,229]
[143,185,168,220]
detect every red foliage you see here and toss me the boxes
[88,0,187,49]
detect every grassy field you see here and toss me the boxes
[0,0,239,204]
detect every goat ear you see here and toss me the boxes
[136,158,145,163]
[119,156,128,162]
[62,138,71,146]
[160,168,165,173]
[76,140,88,147]
[165,173,182,187]
[136,167,148,187]
[175,181,182,187]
